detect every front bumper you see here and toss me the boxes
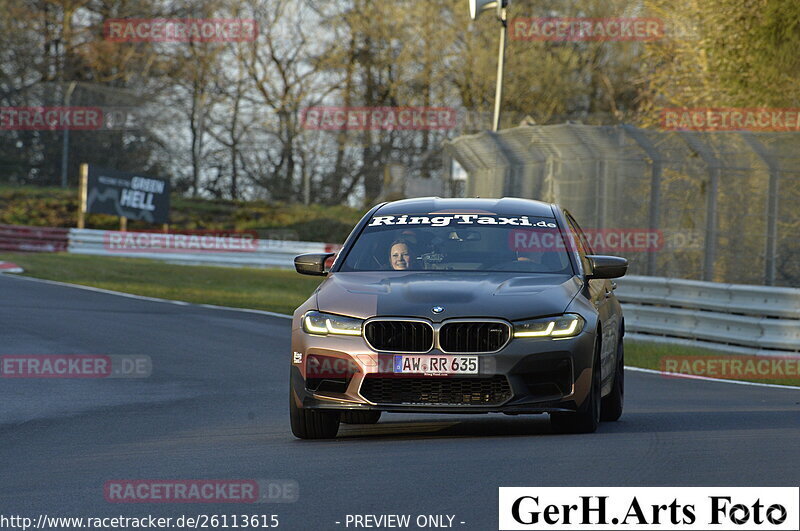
[290,325,596,415]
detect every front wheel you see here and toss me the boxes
[550,340,601,434]
[289,387,340,439]
[601,337,624,421]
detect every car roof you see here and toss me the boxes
[375,197,556,218]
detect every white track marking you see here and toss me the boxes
[3,274,293,319]
[625,366,800,390]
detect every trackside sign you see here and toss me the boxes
[85,165,170,224]
[499,487,799,530]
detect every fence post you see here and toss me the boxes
[740,133,780,286]
[487,131,519,197]
[622,125,662,276]
[529,127,563,203]
[705,168,720,282]
[442,134,495,198]
[596,159,607,229]
[441,149,453,197]
[560,125,606,228]
[679,132,720,282]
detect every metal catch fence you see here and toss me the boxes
[443,124,800,287]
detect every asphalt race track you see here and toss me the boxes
[1,273,798,530]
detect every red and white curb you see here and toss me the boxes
[0,261,23,274]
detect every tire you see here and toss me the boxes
[550,339,601,434]
[289,387,340,439]
[340,410,382,424]
[601,337,624,422]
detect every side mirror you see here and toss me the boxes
[294,253,335,276]
[585,255,628,279]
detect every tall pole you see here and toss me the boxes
[77,163,88,229]
[492,7,508,132]
[303,170,310,205]
[61,81,77,188]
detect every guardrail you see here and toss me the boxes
[617,276,800,356]
[67,228,339,269]
[0,224,69,252]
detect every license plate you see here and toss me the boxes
[393,355,478,375]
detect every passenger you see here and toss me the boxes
[389,239,414,270]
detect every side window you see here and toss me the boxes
[568,214,594,254]
[565,213,592,275]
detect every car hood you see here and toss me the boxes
[315,271,582,321]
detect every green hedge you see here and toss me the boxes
[0,186,367,243]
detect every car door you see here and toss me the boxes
[564,212,618,392]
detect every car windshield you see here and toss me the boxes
[339,213,575,274]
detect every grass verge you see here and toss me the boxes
[2,252,798,387]
[0,252,321,316]
[625,339,800,387]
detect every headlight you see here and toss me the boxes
[303,311,363,336]
[513,314,584,338]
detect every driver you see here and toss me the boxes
[389,239,414,270]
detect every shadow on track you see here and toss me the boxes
[318,405,800,441]
[336,414,554,440]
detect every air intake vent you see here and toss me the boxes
[439,321,510,353]
[365,320,434,353]
[360,375,512,405]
